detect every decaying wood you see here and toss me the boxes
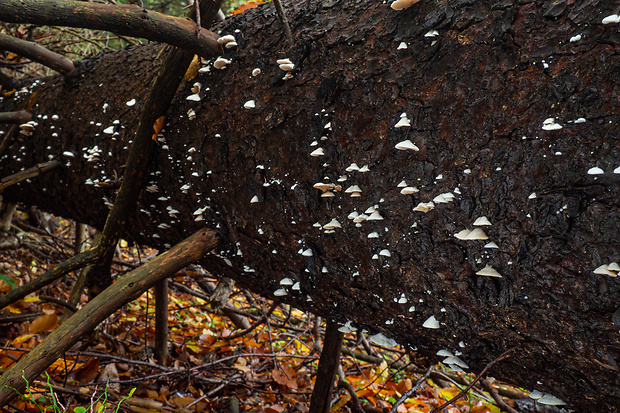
[0,0,618,410]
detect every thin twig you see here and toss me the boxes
[389,365,433,413]
[430,349,514,413]
[337,380,365,413]
[226,299,280,340]
[480,379,519,413]
[272,0,294,49]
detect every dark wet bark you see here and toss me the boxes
[0,0,619,410]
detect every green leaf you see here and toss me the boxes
[74,407,87,413]
[0,274,17,290]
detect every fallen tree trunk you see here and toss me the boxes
[0,0,619,410]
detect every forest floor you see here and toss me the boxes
[0,208,531,413]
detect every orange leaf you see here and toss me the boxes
[29,314,59,334]
[230,0,264,15]
[152,116,166,140]
[263,404,285,413]
[74,358,100,384]
[272,364,297,390]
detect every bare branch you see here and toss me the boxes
[0,0,220,58]
[0,33,76,76]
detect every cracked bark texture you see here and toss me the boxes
[0,0,619,410]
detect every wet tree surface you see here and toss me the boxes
[1,0,619,410]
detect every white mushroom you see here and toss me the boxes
[454,230,471,240]
[217,34,236,45]
[323,219,341,229]
[390,0,420,10]
[422,315,440,329]
[395,140,419,151]
[366,211,384,220]
[400,186,419,194]
[394,117,410,128]
[542,118,562,130]
[310,148,324,157]
[313,182,333,191]
[465,228,488,240]
[413,202,434,212]
[476,265,502,278]
[473,216,492,226]
[345,163,360,172]
[213,57,231,69]
[243,100,256,109]
[593,264,616,276]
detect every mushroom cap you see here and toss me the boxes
[390,0,420,10]
[454,230,471,240]
[344,185,362,193]
[276,58,293,65]
[213,57,230,69]
[394,116,411,128]
[476,265,502,277]
[345,163,360,172]
[400,186,419,194]
[465,228,488,240]
[217,34,236,44]
[323,219,342,229]
[422,315,440,329]
[395,139,419,151]
[279,63,295,71]
[353,214,368,223]
[366,211,384,220]
[310,148,325,157]
[313,182,333,191]
[473,216,492,226]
